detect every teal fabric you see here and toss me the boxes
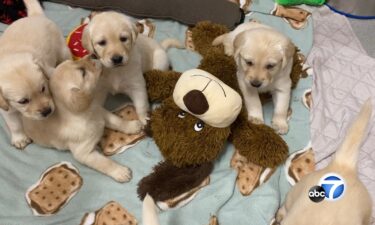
[0,2,313,225]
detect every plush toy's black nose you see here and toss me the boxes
[41,107,52,117]
[183,90,209,115]
[111,55,123,65]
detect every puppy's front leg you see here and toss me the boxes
[102,108,142,134]
[125,82,150,126]
[272,87,291,135]
[239,82,264,124]
[0,110,32,149]
[71,143,132,182]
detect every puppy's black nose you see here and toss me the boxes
[183,90,209,115]
[41,107,52,117]
[111,55,123,65]
[250,80,262,88]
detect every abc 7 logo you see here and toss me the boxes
[308,174,345,203]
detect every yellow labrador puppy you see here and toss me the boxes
[82,11,181,126]
[214,22,295,134]
[276,100,373,225]
[22,56,139,182]
[0,0,71,149]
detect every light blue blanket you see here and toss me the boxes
[0,1,313,225]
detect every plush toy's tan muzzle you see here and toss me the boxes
[173,69,242,128]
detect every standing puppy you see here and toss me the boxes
[22,56,138,182]
[82,11,180,125]
[276,100,373,225]
[213,22,295,134]
[0,0,71,149]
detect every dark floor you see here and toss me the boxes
[349,19,375,58]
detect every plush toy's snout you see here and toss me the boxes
[173,69,242,128]
[183,90,209,115]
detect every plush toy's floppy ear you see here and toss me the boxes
[81,25,94,54]
[144,70,181,102]
[0,88,9,111]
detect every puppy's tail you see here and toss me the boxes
[24,0,44,16]
[161,38,184,50]
[212,34,226,46]
[333,99,372,170]
[143,194,160,225]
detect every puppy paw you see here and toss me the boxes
[248,116,264,125]
[110,165,132,183]
[11,134,32,149]
[122,120,143,134]
[272,119,289,135]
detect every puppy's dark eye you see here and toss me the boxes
[18,98,30,104]
[120,36,128,42]
[79,67,86,77]
[41,86,45,93]
[178,111,186,118]
[97,40,106,46]
[194,121,204,132]
[266,64,275,70]
[246,61,253,66]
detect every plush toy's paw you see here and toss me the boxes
[138,161,213,208]
[121,120,144,134]
[110,165,132,183]
[232,116,289,168]
[248,116,264,125]
[12,133,32,149]
[271,118,289,135]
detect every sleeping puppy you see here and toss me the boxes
[82,11,181,126]
[275,100,373,225]
[0,0,71,149]
[22,56,140,182]
[214,22,295,134]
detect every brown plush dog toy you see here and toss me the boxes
[137,21,300,209]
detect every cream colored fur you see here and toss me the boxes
[22,57,141,182]
[276,100,373,225]
[82,11,180,125]
[0,0,71,149]
[214,21,295,134]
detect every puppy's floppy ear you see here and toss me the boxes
[130,22,139,45]
[281,41,295,69]
[33,58,55,79]
[81,25,94,54]
[68,88,92,112]
[233,34,245,66]
[0,87,9,111]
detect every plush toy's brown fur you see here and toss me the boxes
[138,21,305,203]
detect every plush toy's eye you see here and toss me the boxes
[178,111,186,118]
[194,121,204,132]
